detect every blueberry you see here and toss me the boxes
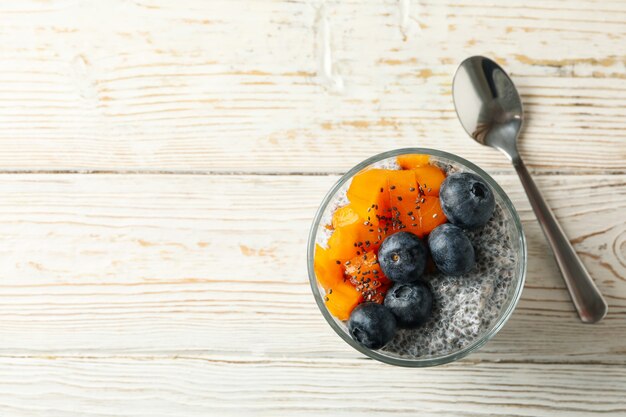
[384,281,433,328]
[378,232,427,283]
[439,172,495,229]
[348,303,397,350]
[428,223,475,276]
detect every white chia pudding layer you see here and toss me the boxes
[316,156,520,359]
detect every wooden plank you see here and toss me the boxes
[0,174,623,363]
[0,0,624,173]
[0,357,624,417]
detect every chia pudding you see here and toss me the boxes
[310,151,524,362]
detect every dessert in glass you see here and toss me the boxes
[307,148,526,367]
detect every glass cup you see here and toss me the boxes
[307,148,527,367]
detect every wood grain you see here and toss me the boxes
[0,174,623,364]
[0,0,624,173]
[0,0,625,415]
[0,358,624,417]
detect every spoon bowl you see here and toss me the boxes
[452,56,608,323]
[453,56,523,161]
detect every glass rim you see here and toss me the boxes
[307,147,527,367]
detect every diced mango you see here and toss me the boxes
[332,205,360,229]
[347,169,390,226]
[314,244,344,290]
[413,165,446,196]
[325,281,363,321]
[397,154,430,169]
[386,169,420,234]
[416,195,447,235]
[327,220,386,263]
[345,251,390,304]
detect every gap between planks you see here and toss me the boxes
[0,169,624,176]
[0,353,622,367]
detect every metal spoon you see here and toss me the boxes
[452,56,608,323]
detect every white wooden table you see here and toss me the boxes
[0,1,624,415]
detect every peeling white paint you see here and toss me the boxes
[314,3,344,93]
[399,0,420,41]
[71,54,98,100]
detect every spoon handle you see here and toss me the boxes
[513,157,608,323]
